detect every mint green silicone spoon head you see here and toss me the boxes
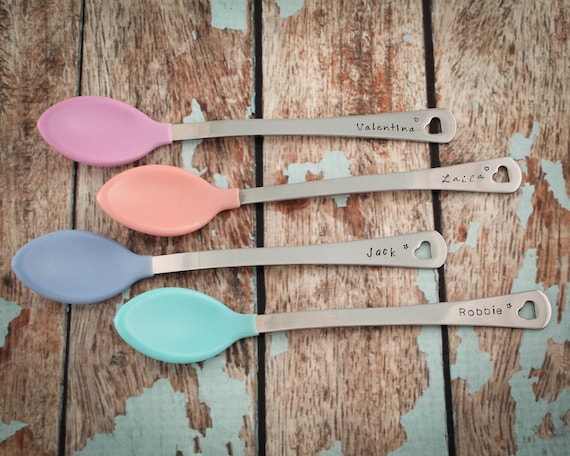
[114,288,258,363]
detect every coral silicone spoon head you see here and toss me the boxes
[38,96,456,167]
[114,288,551,363]
[97,158,521,237]
[12,230,445,304]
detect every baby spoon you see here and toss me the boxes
[114,288,552,363]
[98,157,521,236]
[37,96,457,166]
[11,230,446,304]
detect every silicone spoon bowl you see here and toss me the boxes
[114,288,552,363]
[37,96,457,166]
[11,230,446,304]
[97,157,522,236]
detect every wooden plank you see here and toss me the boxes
[262,1,447,454]
[66,1,257,454]
[433,1,570,454]
[0,1,80,455]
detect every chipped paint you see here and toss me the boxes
[114,289,132,314]
[182,99,208,175]
[450,327,493,394]
[193,355,252,454]
[245,91,255,118]
[402,33,411,43]
[0,419,27,443]
[449,220,480,253]
[541,159,570,211]
[210,0,247,30]
[508,249,570,452]
[390,325,447,455]
[275,0,304,18]
[415,268,439,304]
[390,269,447,455]
[75,378,195,455]
[508,121,540,174]
[213,173,230,189]
[0,298,21,347]
[269,331,289,357]
[517,184,536,228]
[0,299,28,442]
[283,151,352,207]
[319,440,343,455]
[76,358,252,455]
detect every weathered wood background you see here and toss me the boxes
[1,1,568,455]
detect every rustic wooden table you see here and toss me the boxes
[1,1,568,455]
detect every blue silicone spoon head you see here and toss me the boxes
[114,288,258,363]
[11,230,153,304]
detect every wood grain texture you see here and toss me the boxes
[0,1,80,455]
[67,0,257,454]
[433,1,570,454]
[262,1,443,454]
[2,1,568,455]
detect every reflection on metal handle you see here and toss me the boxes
[152,231,447,273]
[256,291,551,333]
[171,108,456,142]
[239,157,521,205]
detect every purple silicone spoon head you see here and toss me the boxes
[37,96,172,166]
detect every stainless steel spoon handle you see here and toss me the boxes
[151,231,447,274]
[239,157,521,205]
[170,108,456,143]
[256,290,552,332]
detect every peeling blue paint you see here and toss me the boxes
[114,289,132,314]
[245,91,255,118]
[508,248,570,453]
[213,173,230,189]
[76,357,252,455]
[541,159,570,211]
[0,299,28,442]
[0,419,27,443]
[210,0,247,31]
[415,269,439,304]
[389,325,447,456]
[0,298,21,347]
[390,269,447,455]
[283,151,352,207]
[193,355,252,454]
[465,221,481,248]
[269,331,289,357]
[75,378,195,455]
[319,440,343,455]
[508,121,540,174]
[275,0,304,18]
[517,184,535,228]
[182,99,208,175]
[449,220,480,253]
[450,327,493,394]
[402,33,411,43]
